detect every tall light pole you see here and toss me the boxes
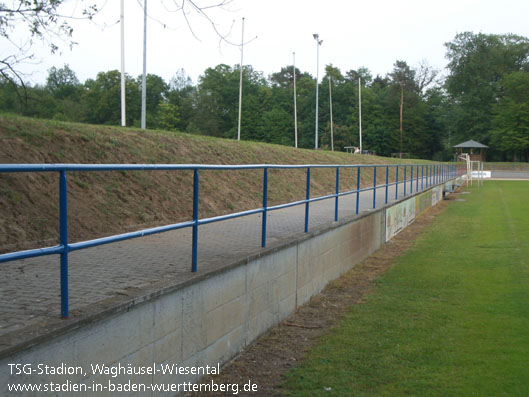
[237,17,245,141]
[313,34,323,149]
[293,52,298,148]
[141,0,147,130]
[358,77,362,152]
[120,0,125,127]
[329,75,334,151]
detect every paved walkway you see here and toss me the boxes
[0,178,443,354]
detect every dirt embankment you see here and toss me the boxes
[0,115,425,252]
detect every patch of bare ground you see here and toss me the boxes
[192,198,451,396]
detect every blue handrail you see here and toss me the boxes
[0,162,457,318]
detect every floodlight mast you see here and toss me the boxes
[120,0,125,127]
[313,34,323,149]
[329,75,334,151]
[237,17,245,141]
[359,77,362,152]
[141,0,147,130]
[293,52,298,148]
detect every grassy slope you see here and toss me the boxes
[0,114,430,251]
[283,181,529,396]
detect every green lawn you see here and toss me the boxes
[283,181,529,396]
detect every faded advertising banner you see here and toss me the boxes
[385,197,416,242]
[431,186,443,206]
[415,190,433,216]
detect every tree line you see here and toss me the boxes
[1,32,528,161]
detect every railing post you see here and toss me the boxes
[404,166,407,197]
[261,168,268,247]
[334,167,339,222]
[304,167,311,233]
[356,167,361,215]
[430,165,433,186]
[416,165,419,192]
[410,166,414,194]
[59,170,69,319]
[421,165,424,190]
[372,166,377,208]
[430,165,432,186]
[395,166,399,200]
[385,166,389,204]
[192,169,199,272]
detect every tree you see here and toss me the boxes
[46,64,80,100]
[167,69,195,132]
[193,64,266,139]
[389,60,417,156]
[0,1,97,92]
[138,73,169,127]
[192,64,239,137]
[156,103,180,132]
[414,60,439,97]
[491,71,529,161]
[83,70,140,126]
[321,124,351,152]
[444,32,529,146]
[270,66,302,88]
[345,67,373,86]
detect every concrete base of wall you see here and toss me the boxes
[1,181,453,396]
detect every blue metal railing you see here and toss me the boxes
[0,162,457,318]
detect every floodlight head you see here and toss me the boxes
[319,40,323,45]
[313,33,319,40]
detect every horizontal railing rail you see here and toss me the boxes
[0,162,457,318]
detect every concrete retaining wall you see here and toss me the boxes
[1,181,452,396]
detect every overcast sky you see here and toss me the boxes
[12,0,529,86]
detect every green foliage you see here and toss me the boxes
[491,71,529,161]
[445,32,529,148]
[156,103,180,132]
[46,64,81,100]
[82,70,140,126]
[2,31,529,160]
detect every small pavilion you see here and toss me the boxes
[453,140,489,162]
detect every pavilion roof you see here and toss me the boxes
[453,140,489,149]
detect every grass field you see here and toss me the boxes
[283,181,529,396]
